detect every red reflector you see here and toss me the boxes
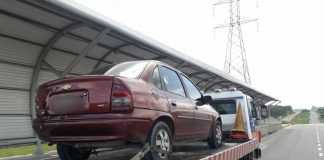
[230,131,248,139]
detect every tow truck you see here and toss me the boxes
[127,88,268,160]
[200,88,267,160]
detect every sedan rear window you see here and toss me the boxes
[104,61,148,78]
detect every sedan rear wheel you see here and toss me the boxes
[145,121,172,160]
[57,143,91,160]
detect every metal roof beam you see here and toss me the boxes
[176,62,187,69]
[94,43,133,69]
[41,60,61,76]
[152,55,168,60]
[196,77,217,86]
[204,81,227,92]
[60,27,111,77]
[188,71,206,77]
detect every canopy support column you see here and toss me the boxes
[30,22,87,156]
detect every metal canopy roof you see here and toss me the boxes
[0,0,277,110]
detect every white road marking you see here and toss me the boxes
[316,125,323,158]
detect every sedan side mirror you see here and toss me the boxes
[203,95,212,104]
[261,105,268,119]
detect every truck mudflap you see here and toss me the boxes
[200,138,260,160]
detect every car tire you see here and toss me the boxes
[57,143,91,160]
[207,120,222,149]
[144,121,172,160]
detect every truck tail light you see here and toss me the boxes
[230,131,248,139]
[111,84,133,112]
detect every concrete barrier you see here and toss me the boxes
[257,123,282,137]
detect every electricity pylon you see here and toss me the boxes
[213,0,257,85]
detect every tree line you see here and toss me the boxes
[268,105,293,118]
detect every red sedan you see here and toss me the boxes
[33,60,222,160]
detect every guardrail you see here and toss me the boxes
[257,122,282,137]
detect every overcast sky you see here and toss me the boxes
[74,0,324,109]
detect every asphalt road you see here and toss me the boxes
[310,109,320,124]
[261,124,324,160]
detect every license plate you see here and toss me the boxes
[49,93,86,114]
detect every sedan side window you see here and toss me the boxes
[160,66,186,97]
[152,67,162,89]
[180,75,202,100]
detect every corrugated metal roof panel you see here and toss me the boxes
[45,50,97,74]
[99,35,125,47]
[0,36,40,66]
[38,70,58,87]
[160,58,181,68]
[53,36,88,54]
[69,26,99,40]
[45,50,75,72]
[0,0,73,29]
[87,46,110,59]
[72,57,97,74]
[0,13,53,44]
[0,89,30,115]
[0,116,34,140]
[121,45,158,60]
[0,63,32,90]
[105,52,140,63]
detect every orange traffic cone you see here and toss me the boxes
[230,103,248,139]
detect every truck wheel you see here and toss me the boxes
[57,143,91,160]
[207,120,222,149]
[145,121,172,160]
[240,152,254,160]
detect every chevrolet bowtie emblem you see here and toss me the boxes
[61,84,72,90]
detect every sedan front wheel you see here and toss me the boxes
[207,120,222,149]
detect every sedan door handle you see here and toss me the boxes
[171,100,177,106]
[194,105,198,110]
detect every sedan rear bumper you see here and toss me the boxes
[33,112,152,143]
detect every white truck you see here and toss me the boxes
[200,88,268,160]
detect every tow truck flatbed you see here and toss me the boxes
[43,139,258,160]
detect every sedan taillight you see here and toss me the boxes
[111,84,133,112]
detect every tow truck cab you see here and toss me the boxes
[204,88,260,141]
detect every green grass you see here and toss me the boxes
[316,107,324,123]
[290,110,310,124]
[0,144,56,158]
[282,120,290,124]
